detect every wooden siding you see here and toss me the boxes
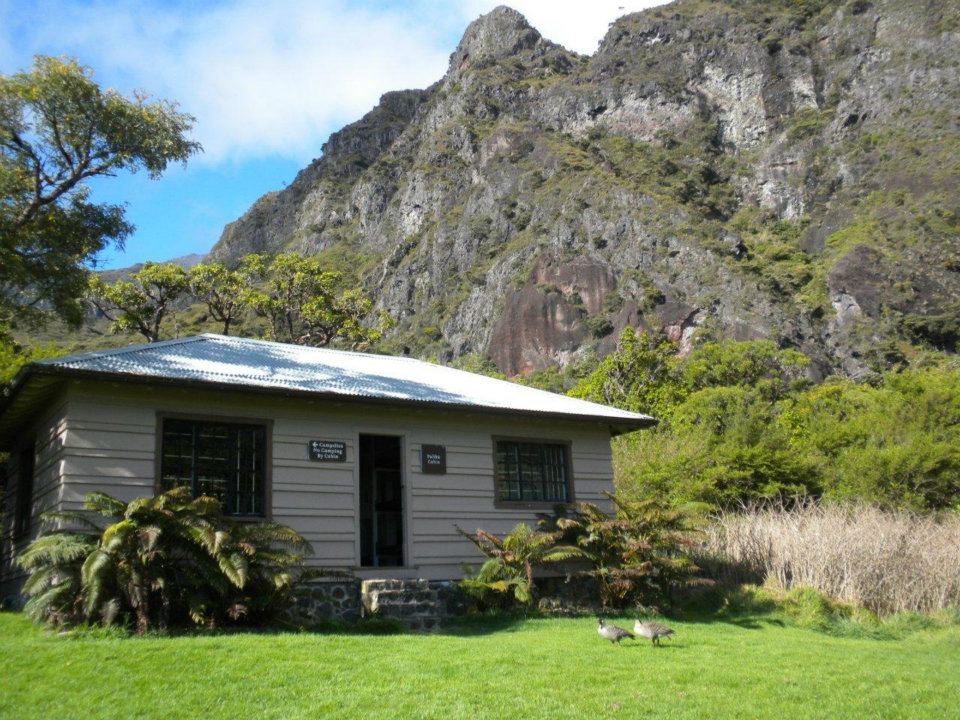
[0,397,69,601]
[4,379,617,587]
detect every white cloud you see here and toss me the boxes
[4,0,667,165]
[461,0,669,55]
[12,0,453,164]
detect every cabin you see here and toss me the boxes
[0,334,652,608]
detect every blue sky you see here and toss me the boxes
[1,0,664,268]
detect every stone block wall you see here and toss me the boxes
[293,577,362,623]
[292,577,470,631]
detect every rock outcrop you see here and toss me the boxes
[210,1,960,377]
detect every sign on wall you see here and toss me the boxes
[421,444,447,474]
[308,440,347,462]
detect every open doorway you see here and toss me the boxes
[359,435,404,567]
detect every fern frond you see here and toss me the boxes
[17,533,95,570]
[83,492,127,518]
[218,552,249,589]
[38,510,102,532]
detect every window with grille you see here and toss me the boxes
[494,440,570,503]
[160,418,267,518]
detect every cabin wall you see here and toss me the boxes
[10,379,616,585]
[0,395,69,603]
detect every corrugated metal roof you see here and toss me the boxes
[32,334,654,427]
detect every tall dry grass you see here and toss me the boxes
[697,501,960,616]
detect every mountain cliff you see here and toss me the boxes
[209,0,960,378]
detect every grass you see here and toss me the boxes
[2,610,958,719]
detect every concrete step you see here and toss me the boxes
[361,578,431,592]
[366,588,438,604]
[360,578,446,632]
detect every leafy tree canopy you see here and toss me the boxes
[244,253,390,348]
[188,261,251,336]
[87,262,190,342]
[0,56,200,330]
[0,339,64,386]
[569,327,681,419]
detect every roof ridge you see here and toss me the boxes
[37,335,209,366]
[198,333,436,364]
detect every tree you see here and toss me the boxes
[87,262,189,342]
[0,56,200,331]
[679,339,808,400]
[570,327,681,419]
[0,339,65,387]
[244,253,387,348]
[188,261,249,336]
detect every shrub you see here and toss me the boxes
[456,523,582,607]
[17,488,311,633]
[459,497,707,612]
[543,495,707,609]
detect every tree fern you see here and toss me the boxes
[537,493,707,609]
[17,488,311,633]
[457,523,586,606]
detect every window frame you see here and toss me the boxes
[491,436,575,509]
[155,412,273,521]
[14,440,36,539]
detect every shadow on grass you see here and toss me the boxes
[437,611,531,636]
[670,610,786,631]
[17,616,415,642]
[667,585,960,640]
[5,609,529,641]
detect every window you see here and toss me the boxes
[494,440,570,504]
[160,418,267,517]
[15,442,35,538]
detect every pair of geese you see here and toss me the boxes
[597,617,674,646]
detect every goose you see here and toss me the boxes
[634,619,674,646]
[597,617,634,645]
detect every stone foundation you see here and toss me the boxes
[431,580,471,617]
[536,574,604,616]
[293,577,362,623]
[361,579,470,632]
[293,577,470,631]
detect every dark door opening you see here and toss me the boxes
[359,435,404,567]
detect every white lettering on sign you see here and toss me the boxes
[421,445,446,474]
[309,440,347,462]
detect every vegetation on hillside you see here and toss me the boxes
[571,328,960,511]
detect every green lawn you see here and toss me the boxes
[1,611,957,719]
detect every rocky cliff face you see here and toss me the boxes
[210,0,960,378]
